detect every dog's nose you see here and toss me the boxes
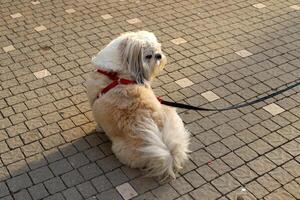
[155,53,162,60]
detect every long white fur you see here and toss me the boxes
[87,31,190,180]
[136,111,190,179]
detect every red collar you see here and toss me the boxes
[96,68,136,98]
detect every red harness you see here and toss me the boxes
[95,68,163,103]
[96,68,136,98]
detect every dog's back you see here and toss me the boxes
[87,75,189,179]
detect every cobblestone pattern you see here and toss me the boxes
[1,0,300,199]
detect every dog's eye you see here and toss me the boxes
[145,55,152,59]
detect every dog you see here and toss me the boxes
[86,31,190,180]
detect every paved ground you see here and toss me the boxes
[1,0,300,199]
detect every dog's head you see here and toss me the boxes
[92,31,166,84]
[118,31,167,84]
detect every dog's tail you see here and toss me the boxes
[137,116,189,180]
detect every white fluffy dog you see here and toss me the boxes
[86,31,190,180]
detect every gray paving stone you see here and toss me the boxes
[189,183,221,200]
[152,184,180,200]
[97,188,123,200]
[79,163,103,180]
[91,175,112,193]
[130,177,159,194]
[43,193,65,200]
[76,181,97,199]
[7,173,32,192]
[44,177,66,194]
[63,187,83,200]
[49,158,73,176]
[61,170,84,187]
[96,155,122,172]
[0,182,9,197]
[106,168,129,186]
[170,176,193,195]
[29,166,54,184]
[28,183,49,200]
[13,189,32,200]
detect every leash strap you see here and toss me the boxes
[160,80,300,111]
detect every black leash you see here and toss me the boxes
[160,80,300,111]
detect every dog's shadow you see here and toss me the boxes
[4,126,168,199]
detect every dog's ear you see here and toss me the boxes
[119,37,149,84]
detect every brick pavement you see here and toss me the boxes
[0,0,300,199]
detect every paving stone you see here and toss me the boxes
[63,187,83,200]
[171,38,187,45]
[0,182,9,197]
[76,181,97,199]
[97,188,123,200]
[221,152,245,169]
[62,127,85,142]
[31,1,40,5]
[245,180,269,199]
[283,181,300,199]
[257,174,281,192]
[263,103,285,116]
[28,183,49,200]
[212,173,240,194]
[235,146,258,162]
[116,182,138,200]
[264,188,296,200]
[84,146,105,161]
[290,5,300,10]
[249,139,273,155]
[91,175,112,193]
[106,168,129,186]
[248,156,276,175]
[65,8,76,14]
[3,45,15,53]
[41,134,65,149]
[68,152,89,168]
[34,25,47,32]
[96,155,122,172]
[253,3,266,8]
[79,163,103,180]
[0,167,10,182]
[266,147,293,166]
[206,142,230,158]
[190,149,213,167]
[175,78,194,88]
[235,50,253,57]
[189,183,221,200]
[132,192,158,200]
[44,177,66,194]
[201,91,220,102]
[126,18,142,24]
[10,13,22,18]
[29,166,53,184]
[7,159,29,176]
[269,167,294,185]
[7,173,32,192]
[101,14,113,19]
[196,165,218,182]
[152,184,180,200]
[170,176,193,195]
[1,148,24,165]
[130,177,158,194]
[13,189,32,200]
[61,170,84,187]
[0,195,13,200]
